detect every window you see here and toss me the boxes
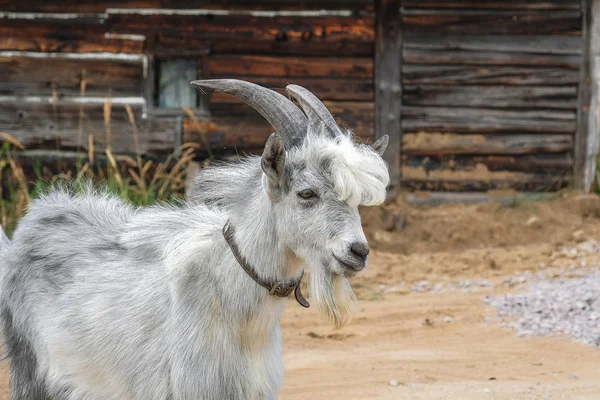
[156,58,198,108]
[147,56,209,116]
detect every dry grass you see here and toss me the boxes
[0,99,209,236]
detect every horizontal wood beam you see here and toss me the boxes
[403,107,576,133]
[403,85,578,109]
[402,133,573,155]
[402,65,580,86]
[403,11,582,35]
[404,34,582,55]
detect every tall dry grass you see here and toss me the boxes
[0,96,207,236]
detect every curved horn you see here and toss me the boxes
[190,79,308,148]
[286,84,341,139]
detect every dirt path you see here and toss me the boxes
[280,285,600,399]
[1,191,600,398]
[279,191,600,399]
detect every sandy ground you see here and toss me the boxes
[279,191,600,400]
[1,191,600,398]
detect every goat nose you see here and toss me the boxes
[350,242,369,259]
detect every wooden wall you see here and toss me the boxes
[398,0,583,192]
[0,1,374,161]
[0,0,597,193]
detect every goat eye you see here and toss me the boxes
[297,189,316,199]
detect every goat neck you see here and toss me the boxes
[225,188,304,287]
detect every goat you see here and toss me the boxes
[0,79,390,400]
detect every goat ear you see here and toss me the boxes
[261,132,286,199]
[371,135,389,156]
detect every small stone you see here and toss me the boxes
[394,215,407,232]
[388,380,400,387]
[526,216,541,227]
[572,230,585,242]
[443,316,453,323]
[569,374,579,380]
[382,210,395,232]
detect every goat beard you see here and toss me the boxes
[309,266,357,330]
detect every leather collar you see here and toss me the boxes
[222,221,310,308]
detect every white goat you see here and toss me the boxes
[0,79,389,400]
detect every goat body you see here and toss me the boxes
[1,180,287,400]
[0,80,389,399]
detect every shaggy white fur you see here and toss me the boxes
[292,131,390,207]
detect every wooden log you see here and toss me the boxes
[403,11,581,35]
[403,154,573,173]
[402,1,579,10]
[402,107,576,133]
[403,49,580,68]
[322,101,374,137]
[206,55,373,101]
[0,0,373,12]
[404,34,582,55]
[0,55,144,98]
[0,101,177,155]
[401,164,570,192]
[375,0,402,188]
[107,11,375,56]
[207,55,373,79]
[182,101,375,154]
[0,24,145,53]
[574,0,600,191]
[402,65,580,86]
[403,85,578,109]
[402,132,573,155]
[208,77,373,102]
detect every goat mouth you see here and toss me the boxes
[332,255,360,277]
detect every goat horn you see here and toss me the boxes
[285,84,342,139]
[190,79,308,148]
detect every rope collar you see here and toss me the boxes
[222,221,309,308]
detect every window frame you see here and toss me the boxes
[143,49,211,119]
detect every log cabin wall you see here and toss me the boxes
[399,0,584,192]
[0,0,598,193]
[0,1,375,161]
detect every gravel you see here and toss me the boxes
[487,270,600,347]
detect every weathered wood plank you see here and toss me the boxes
[182,101,374,154]
[402,132,573,155]
[0,24,145,53]
[402,107,577,133]
[403,49,581,68]
[0,1,373,12]
[403,11,581,35]
[107,11,375,56]
[575,0,600,191]
[404,153,573,172]
[404,34,582,55]
[403,85,578,109]
[207,55,373,79]
[402,1,579,10]
[183,101,374,154]
[206,55,374,101]
[401,165,570,192]
[402,65,580,86]
[208,77,373,102]
[0,102,176,155]
[375,0,402,188]
[0,56,144,97]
